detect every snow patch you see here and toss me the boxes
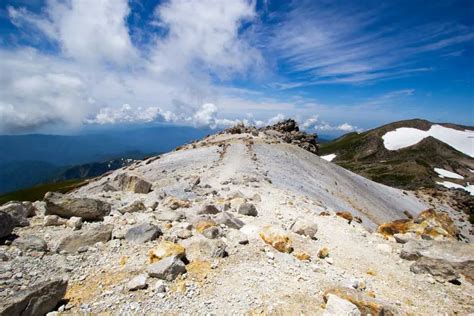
[434,168,464,179]
[437,181,474,195]
[321,154,336,162]
[382,125,474,157]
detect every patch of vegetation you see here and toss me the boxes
[319,132,365,156]
[0,179,87,205]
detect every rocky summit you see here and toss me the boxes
[0,120,473,315]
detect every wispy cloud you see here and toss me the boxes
[265,2,474,85]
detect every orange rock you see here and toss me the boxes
[294,251,311,261]
[259,226,293,253]
[148,241,186,263]
[336,211,353,223]
[195,220,217,233]
[323,287,397,315]
[317,247,329,259]
[377,209,459,240]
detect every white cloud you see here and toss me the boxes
[300,115,358,133]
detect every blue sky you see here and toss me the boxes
[0,0,473,135]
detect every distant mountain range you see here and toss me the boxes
[319,119,474,192]
[0,125,212,194]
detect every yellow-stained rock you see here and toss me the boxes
[323,287,397,316]
[317,247,329,259]
[195,220,217,233]
[165,197,191,210]
[259,226,293,253]
[294,251,311,261]
[148,241,186,263]
[336,211,354,223]
[377,209,459,240]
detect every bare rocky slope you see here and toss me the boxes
[1,120,473,315]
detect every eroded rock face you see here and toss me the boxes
[56,224,113,253]
[0,211,14,238]
[323,287,398,316]
[0,278,68,316]
[401,239,474,284]
[44,192,111,221]
[116,173,152,194]
[378,209,459,240]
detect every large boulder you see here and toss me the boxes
[56,224,113,253]
[0,211,14,238]
[125,223,162,243]
[401,240,474,283]
[147,256,186,281]
[0,278,68,316]
[44,192,111,221]
[0,201,35,227]
[116,173,152,194]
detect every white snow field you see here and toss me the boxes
[320,153,336,162]
[434,168,464,179]
[382,125,474,157]
[436,181,474,195]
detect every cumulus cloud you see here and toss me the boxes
[300,115,359,133]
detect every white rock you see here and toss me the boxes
[127,274,148,291]
[324,294,361,316]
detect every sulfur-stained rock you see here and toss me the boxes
[165,197,191,210]
[324,294,361,316]
[194,219,217,233]
[119,201,146,214]
[336,211,354,223]
[318,247,329,259]
[148,241,186,263]
[294,251,311,261]
[378,209,459,240]
[259,226,293,253]
[323,287,398,316]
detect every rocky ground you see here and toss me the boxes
[1,121,473,315]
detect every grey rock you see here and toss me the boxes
[12,235,48,252]
[202,226,220,239]
[410,257,460,282]
[155,210,184,222]
[238,203,258,216]
[56,224,113,253]
[226,229,249,245]
[44,215,67,226]
[290,219,318,238]
[197,204,220,215]
[0,201,33,227]
[181,236,227,261]
[119,201,146,214]
[0,278,67,316]
[176,229,193,239]
[125,223,162,243]
[147,256,186,281]
[127,274,148,291]
[44,192,111,221]
[116,173,152,194]
[215,211,245,229]
[324,294,361,316]
[66,217,83,230]
[0,211,14,238]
